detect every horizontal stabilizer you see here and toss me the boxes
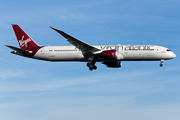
[6,45,29,53]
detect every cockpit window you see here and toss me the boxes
[167,49,171,51]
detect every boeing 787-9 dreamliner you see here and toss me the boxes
[6,24,176,71]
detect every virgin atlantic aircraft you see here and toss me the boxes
[6,24,176,71]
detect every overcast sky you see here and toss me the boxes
[0,0,180,120]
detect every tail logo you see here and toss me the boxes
[19,36,31,48]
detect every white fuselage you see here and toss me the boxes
[33,45,176,62]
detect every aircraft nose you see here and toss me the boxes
[171,52,176,59]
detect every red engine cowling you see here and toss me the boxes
[101,50,117,60]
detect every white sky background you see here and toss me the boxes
[0,0,180,120]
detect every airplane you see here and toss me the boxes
[6,24,176,71]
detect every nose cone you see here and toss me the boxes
[172,52,176,58]
[170,52,176,59]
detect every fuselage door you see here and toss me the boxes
[157,48,161,54]
[40,48,45,56]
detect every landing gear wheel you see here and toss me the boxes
[160,63,163,67]
[87,63,91,67]
[89,67,93,71]
[93,66,97,70]
[87,62,97,71]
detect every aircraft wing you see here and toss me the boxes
[50,27,101,54]
[6,45,29,53]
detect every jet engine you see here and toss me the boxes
[101,50,118,60]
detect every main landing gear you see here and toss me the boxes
[160,59,164,67]
[87,62,97,71]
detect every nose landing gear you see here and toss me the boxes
[160,60,164,67]
[87,62,97,71]
[160,63,163,67]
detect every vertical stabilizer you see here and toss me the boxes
[12,24,40,49]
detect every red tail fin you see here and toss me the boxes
[12,24,40,49]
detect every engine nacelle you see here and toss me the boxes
[103,61,122,68]
[101,50,118,60]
